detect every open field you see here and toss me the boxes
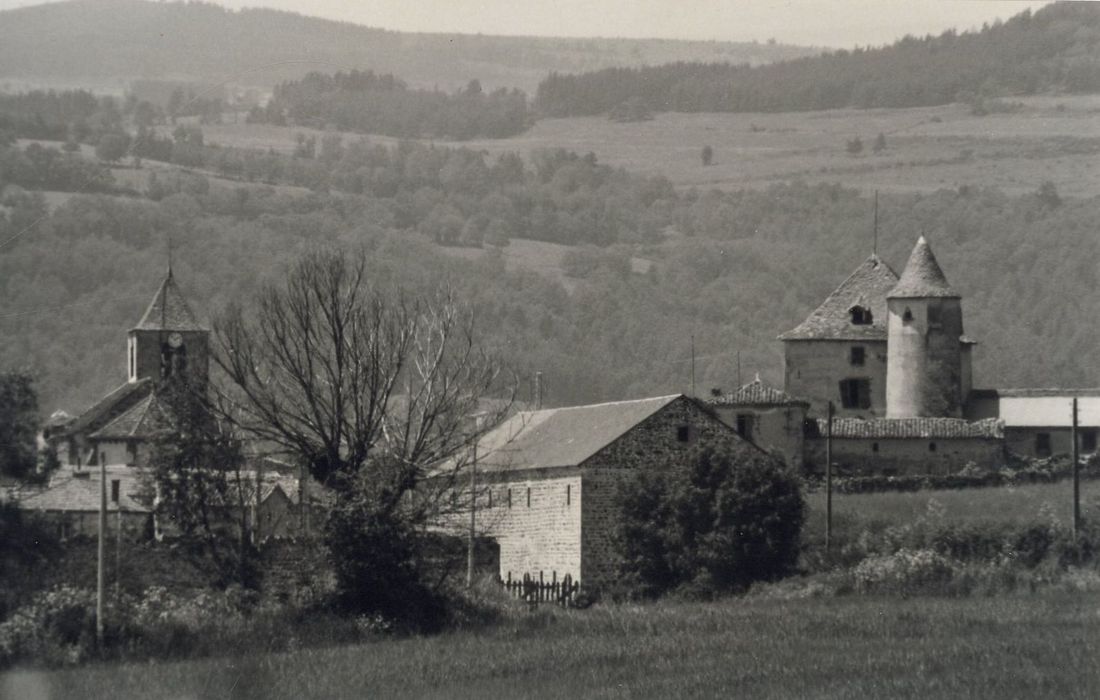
[5,593,1098,699]
[807,478,1100,534]
[202,94,1100,197]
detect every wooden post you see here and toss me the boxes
[96,457,106,646]
[1072,397,1080,538]
[466,443,477,588]
[825,400,834,556]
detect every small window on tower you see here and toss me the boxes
[850,346,865,366]
[927,304,942,328]
[849,306,873,325]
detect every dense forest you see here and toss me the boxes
[536,4,1100,116]
[1,133,1098,415]
[251,71,530,140]
[0,0,812,94]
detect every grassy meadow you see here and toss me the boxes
[201,94,1100,198]
[5,592,1098,699]
[5,479,1100,699]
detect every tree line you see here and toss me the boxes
[535,4,1100,117]
[249,70,531,140]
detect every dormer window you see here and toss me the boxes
[902,307,914,323]
[849,305,873,325]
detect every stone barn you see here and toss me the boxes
[446,394,760,588]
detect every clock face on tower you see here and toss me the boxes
[167,332,184,348]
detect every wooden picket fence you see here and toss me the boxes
[498,571,580,608]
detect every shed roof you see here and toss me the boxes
[808,417,1003,440]
[466,394,684,473]
[133,270,206,332]
[779,254,898,341]
[19,475,150,514]
[888,236,959,299]
[708,377,809,408]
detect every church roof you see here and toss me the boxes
[62,378,154,438]
[778,254,898,341]
[90,392,173,441]
[133,271,206,331]
[708,377,809,407]
[888,236,959,299]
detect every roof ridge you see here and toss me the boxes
[520,394,682,416]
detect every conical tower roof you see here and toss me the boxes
[132,270,207,331]
[888,236,958,299]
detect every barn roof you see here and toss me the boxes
[465,394,684,473]
[708,377,809,408]
[133,270,206,332]
[808,417,1003,440]
[888,236,959,299]
[778,254,898,341]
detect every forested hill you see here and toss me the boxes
[0,0,813,94]
[536,3,1100,116]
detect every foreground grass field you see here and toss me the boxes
[5,593,1098,699]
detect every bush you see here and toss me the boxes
[853,549,956,594]
[615,444,806,598]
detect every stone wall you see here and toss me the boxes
[806,436,1004,476]
[477,472,583,584]
[580,397,753,587]
[712,404,805,468]
[784,339,887,418]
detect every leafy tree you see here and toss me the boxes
[872,132,887,153]
[846,137,863,155]
[1037,181,1061,209]
[145,380,260,588]
[0,371,39,479]
[615,443,805,597]
[94,132,130,163]
[701,145,714,166]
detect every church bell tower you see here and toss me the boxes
[128,268,209,387]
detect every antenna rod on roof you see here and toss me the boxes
[690,335,696,398]
[737,350,742,387]
[873,190,879,257]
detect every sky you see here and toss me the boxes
[0,0,1055,47]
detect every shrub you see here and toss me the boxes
[615,444,806,598]
[853,549,956,594]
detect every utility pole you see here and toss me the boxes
[466,437,479,588]
[1072,397,1080,538]
[825,401,834,556]
[96,455,106,646]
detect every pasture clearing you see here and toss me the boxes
[5,593,1097,699]
[203,95,1100,197]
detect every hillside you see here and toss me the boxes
[536,3,1100,116]
[0,0,814,95]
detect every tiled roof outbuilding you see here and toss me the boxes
[807,417,1003,440]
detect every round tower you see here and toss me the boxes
[885,236,964,418]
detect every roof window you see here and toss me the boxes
[849,305,873,325]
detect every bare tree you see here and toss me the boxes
[211,248,513,508]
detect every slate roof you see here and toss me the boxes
[62,379,154,437]
[464,394,684,473]
[807,417,1003,440]
[778,254,898,341]
[133,271,207,331]
[90,392,174,441]
[708,377,809,407]
[19,474,150,514]
[888,236,959,299]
